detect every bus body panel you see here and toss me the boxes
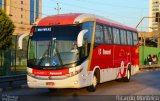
[37,13,81,26]
[90,44,136,82]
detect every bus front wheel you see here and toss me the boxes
[87,73,98,92]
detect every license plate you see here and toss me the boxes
[46,82,55,86]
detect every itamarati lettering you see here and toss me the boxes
[98,48,111,55]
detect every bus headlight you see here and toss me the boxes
[66,68,83,77]
[74,80,78,85]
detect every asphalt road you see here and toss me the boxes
[0,70,160,101]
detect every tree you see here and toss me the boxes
[0,9,15,75]
[0,9,15,50]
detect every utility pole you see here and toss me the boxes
[55,3,61,14]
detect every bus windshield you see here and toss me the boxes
[28,25,81,69]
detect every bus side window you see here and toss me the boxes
[120,30,127,45]
[133,32,138,46]
[95,24,103,45]
[127,31,133,45]
[113,28,120,44]
[104,26,112,44]
[80,22,93,59]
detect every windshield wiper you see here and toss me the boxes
[37,39,64,67]
[55,48,63,66]
[52,39,63,67]
[38,41,51,66]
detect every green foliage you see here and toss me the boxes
[0,9,15,50]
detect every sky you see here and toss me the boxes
[42,0,149,28]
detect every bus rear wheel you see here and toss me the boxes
[123,68,131,82]
[87,73,98,92]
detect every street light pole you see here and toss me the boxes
[55,3,61,14]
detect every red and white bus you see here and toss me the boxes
[27,13,139,92]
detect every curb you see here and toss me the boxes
[139,67,160,70]
[139,65,160,69]
[139,67,160,73]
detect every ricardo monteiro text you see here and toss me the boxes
[116,95,160,101]
[136,95,159,101]
[116,95,136,101]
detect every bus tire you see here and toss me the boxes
[87,69,99,92]
[123,67,131,82]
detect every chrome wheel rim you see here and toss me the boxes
[93,75,97,87]
[127,70,130,79]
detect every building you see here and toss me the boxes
[149,0,160,32]
[149,0,160,47]
[0,0,42,35]
[0,0,42,75]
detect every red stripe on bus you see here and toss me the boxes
[32,68,69,76]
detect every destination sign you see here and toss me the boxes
[34,27,52,32]
[32,27,53,40]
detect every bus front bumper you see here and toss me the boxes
[27,74,88,89]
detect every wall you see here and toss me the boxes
[140,46,160,65]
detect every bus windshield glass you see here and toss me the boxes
[28,25,82,69]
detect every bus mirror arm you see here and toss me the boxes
[77,29,88,47]
[18,33,30,49]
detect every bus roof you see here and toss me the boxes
[37,13,136,32]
